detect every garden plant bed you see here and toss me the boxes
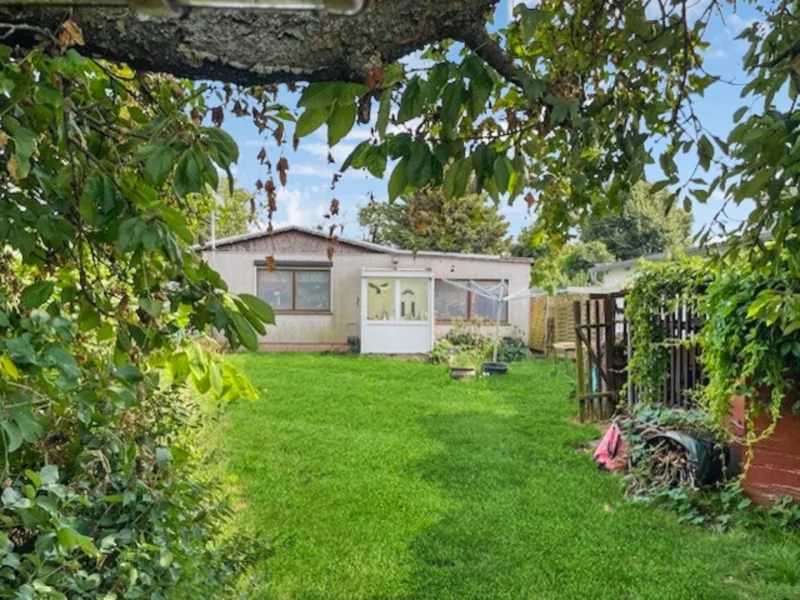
[214,354,800,599]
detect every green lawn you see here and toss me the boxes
[216,354,798,600]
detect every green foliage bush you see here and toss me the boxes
[0,41,276,598]
[700,253,800,435]
[497,337,530,362]
[626,255,712,404]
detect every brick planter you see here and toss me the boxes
[730,391,800,506]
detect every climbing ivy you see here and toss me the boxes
[626,256,712,405]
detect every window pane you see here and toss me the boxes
[296,271,331,310]
[470,280,508,321]
[366,278,395,320]
[399,279,429,321]
[434,280,468,321]
[256,270,293,310]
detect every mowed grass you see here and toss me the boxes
[216,354,798,600]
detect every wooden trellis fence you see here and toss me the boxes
[573,292,706,422]
[628,302,706,409]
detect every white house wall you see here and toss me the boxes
[204,250,531,351]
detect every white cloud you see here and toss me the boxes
[273,188,327,228]
[243,139,267,147]
[729,13,758,32]
[344,129,372,141]
[289,164,337,178]
[301,142,356,164]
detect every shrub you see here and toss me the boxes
[429,339,455,364]
[497,337,530,362]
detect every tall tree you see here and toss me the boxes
[189,179,255,244]
[358,188,511,254]
[581,181,693,261]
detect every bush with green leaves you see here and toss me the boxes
[443,319,493,357]
[497,337,530,362]
[699,252,800,438]
[0,38,277,598]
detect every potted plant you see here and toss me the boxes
[450,350,477,380]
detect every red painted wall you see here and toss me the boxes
[730,394,800,506]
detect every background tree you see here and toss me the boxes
[358,187,511,254]
[189,179,255,244]
[528,241,615,292]
[581,181,693,261]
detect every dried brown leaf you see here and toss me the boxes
[211,106,224,127]
[59,19,84,51]
[277,157,289,187]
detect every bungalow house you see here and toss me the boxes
[200,225,533,354]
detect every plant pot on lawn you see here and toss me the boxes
[729,386,800,506]
[450,366,476,380]
[482,362,509,375]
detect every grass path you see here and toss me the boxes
[217,354,797,600]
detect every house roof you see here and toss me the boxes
[588,245,707,275]
[197,225,534,264]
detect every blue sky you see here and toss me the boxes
[219,0,763,242]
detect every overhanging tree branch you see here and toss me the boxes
[0,1,499,85]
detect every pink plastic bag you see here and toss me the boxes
[593,422,627,471]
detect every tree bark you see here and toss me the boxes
[0,1,498,85]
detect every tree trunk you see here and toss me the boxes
[0,1,498,85]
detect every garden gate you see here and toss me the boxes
[573,292,627,422]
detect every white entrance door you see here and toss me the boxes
[360,269,433,354]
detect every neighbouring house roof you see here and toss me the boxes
[588,245,707,276]
[196,225,534,264]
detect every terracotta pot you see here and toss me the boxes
[729,386,800,506]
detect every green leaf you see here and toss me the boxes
[203,127,239,168]
[376,89,391,137]
[650,180,670,194]
[397,78,423,123]
[407,142,434,188]
[327,100,357,146]
[365,152,386,178]
[388,158,408,203]
[1,421,22,453]
[238,294,276,325]
[341,140,371,171]
[20,281,54,309]
[139,297,163,318]
[468,70,493,120]
[10,126,36,179]
[143,144,178,186]
[443,158,472,199]
[520,7,551,39]
[698,135,714,171]
[173,148,205,198]
[493,156,513,194]
[231,313,258,351]
[40,465,59,485]
[732,106,748,123]
[440,80,465,134]
[295,106,332,138]
[299,82,366,109]
[549,98,569,125]
[116,364,144,384]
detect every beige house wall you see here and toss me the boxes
[204,247,531,351]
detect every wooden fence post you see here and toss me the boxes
[573,300,585,399]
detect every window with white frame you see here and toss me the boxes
[434,279,508,322]
[256,267,331,313]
